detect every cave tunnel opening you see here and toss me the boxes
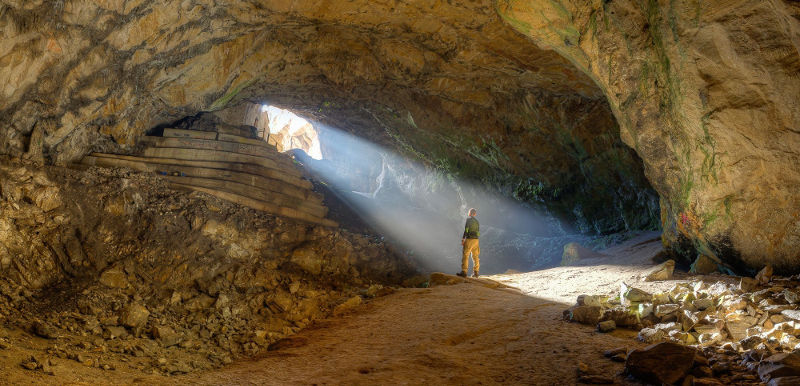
[246,103,623,276]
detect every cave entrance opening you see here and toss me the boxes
[258,105,323,160]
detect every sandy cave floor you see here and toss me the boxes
[1,232,743,385]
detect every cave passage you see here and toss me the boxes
[289,116,601,275]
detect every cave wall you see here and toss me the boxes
[0,0,658,238]
[499,0,800,271]
[7,1,796,271]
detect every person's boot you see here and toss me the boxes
[456,271,467,277]
[472,271,479,278]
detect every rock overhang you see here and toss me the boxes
[5,1,796,271]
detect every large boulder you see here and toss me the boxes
[759,352,800,383]
[625,342,697,384]
[500,1,800,271]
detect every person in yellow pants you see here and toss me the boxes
[458,208,480,278]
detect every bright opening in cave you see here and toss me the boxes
[291,120,593,275]
[260,105,323,160]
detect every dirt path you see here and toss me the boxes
[174,283,642,385]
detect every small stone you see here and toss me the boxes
[151,325,182,347]
[780,309,800,321]
[98,268,128,288]
[120,303,150,328]
[32,321,57,339]
[740,277,758,292]
[597,320,616,333]
[638,328,666,343]
[21,356,39,371]
[577,294,603,308]
[622,284,652,303]
[645,260,675,281]
[784,290,800,304]
[655,303,680,318]
[625,342,697,384]
[759,352,800,382]
[569,305,603,325]
[333,296,362,316]
[690,255,718,275]
[756,265,774,284]
[768,376,800,386]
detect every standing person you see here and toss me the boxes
[458,208,480,278]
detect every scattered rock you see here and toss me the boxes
[290,244,323,275]
[32,320,57,339]
[98,268,128,288]
[568,306,603,325]
[621,283,651,303]
[625,342,697,384]
[759,352,800,382]
[690,255,718,275]
[740,277,758,292]
[121,303,150,329]
[152,325,182,347]
[756,265,774,285]
[597,320,616,333]
[333,296,362,316]
[768,376,800,386]
[644,259,675,281]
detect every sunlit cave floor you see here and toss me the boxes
[2,233,741,385]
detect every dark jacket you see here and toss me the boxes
[463,217,479,239]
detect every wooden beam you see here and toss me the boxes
[140,147,301,179]
[217,133,276,149]
[162,175,328,218]
[170,183,337,228]
[140,136,295,169]
[163,128,218,140]
[82,155,321,203]
[89,153,312,189]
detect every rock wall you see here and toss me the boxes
[0,157,416,371]
[500,0,800,271]
[0,0,657,237]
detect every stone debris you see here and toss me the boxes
[566,268,800,384]
[691,255,719,275]
[597,320,616,333]
[625,342,697,384]
[645,259,675,281]
[0,159,415,377]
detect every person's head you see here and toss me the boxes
[468,208,477,217]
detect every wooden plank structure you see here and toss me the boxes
[80,126,337,227]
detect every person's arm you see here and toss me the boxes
[461,219,468,245]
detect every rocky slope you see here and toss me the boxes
[0,156,416,373]
[499,0,800,271]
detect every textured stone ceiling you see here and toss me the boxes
[1,0,798,270]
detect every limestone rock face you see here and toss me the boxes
[499,1,800,270]
[0,1,798,269]
[0,0,656,237]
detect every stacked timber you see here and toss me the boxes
[81,125,336,227]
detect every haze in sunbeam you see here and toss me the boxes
[293,122,595,275]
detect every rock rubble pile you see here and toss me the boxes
[566,264,800,383]
[0,157,417,376]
